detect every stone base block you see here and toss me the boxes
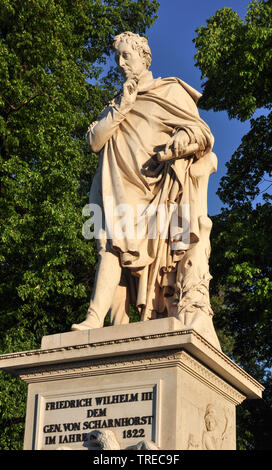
[0,318,264,450]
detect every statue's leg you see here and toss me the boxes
[109,283,130,325]
[71,250,122,331]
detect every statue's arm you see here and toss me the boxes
[163,82,214,159]
[86,104,127,153]
[86,77,138,153]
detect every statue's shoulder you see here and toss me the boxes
[160,76,180,84]
[154,76,180,89]
[151,77,200,106]
[153,77,201,104]
[150,76,184,96]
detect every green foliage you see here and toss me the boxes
[0,372,27,450]
[194,0,272,121]
[194,0,272,210]
[0,0,159,450]
[210,205,272,451]
[211,204,272,368]
[218,112,272,207]
[194,0,272,449]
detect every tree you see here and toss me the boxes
[0,0,159,449]
[193,0,272,449]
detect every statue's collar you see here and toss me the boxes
[137,70,160,93]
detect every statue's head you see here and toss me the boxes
[204,404,217,432]
[113,31,151,79]
[88,429,120,450]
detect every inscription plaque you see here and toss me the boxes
[34,383,160,449]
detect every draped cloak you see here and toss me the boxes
[87,71,214,320]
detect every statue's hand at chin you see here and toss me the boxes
[118,75,139,112]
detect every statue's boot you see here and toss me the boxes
[71,308,103,331]
[71,250,122,331]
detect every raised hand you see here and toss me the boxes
[119,76,139,113]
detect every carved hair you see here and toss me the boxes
[204,404,217,421]
[113,31,152,69]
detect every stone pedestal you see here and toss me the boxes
[0,318,263,450]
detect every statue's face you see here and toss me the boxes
[205,414,216,431]
[114,40,147,80]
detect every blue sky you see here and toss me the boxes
[146,0,253,215]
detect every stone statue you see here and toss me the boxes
[202,404,229,450]
[186,404,230,450]
[87,429,121,450]
[72,31,220,350]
